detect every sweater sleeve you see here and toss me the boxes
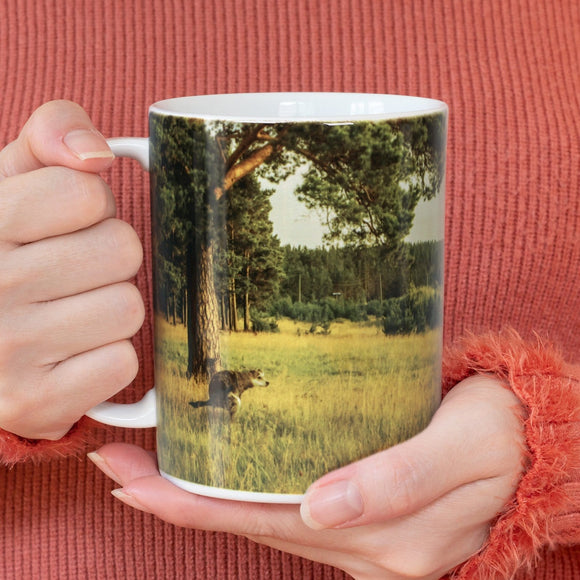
[442,329,580,580]
[0,416,97,466]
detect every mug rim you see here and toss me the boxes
[150,92,448,123]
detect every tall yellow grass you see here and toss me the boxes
[155,316,441,495]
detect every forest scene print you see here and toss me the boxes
[151,111,447,495]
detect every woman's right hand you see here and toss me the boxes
[0,100,145,440]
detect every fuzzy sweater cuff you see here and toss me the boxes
[0,416,96,465]
[442,330,580,580]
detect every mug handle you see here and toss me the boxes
[85,137,156,428]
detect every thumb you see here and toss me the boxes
[0,100,114,179]
[300,431,460,531]
[300,375,521,530]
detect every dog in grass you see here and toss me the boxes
[189,369,269,418]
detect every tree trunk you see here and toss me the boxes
[220,293,227,331]
[186,237,221,381]
[182,287,187,326]
[244,292,250,331]
[244,263,251,331]
[229,278,238,332]
[163,285,169,321]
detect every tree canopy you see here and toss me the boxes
[150,112,446,379]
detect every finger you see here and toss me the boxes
[361,475,515,579]
[0,340,139,440]
[0,167,116,244]
[91,445,480,579]
[7,218,143,303]
[88,443,159,486]
[301,375,523,529]
[94,446,442,579]
[91,446,314,542]
[93,443,301,535]
[20,282,145,364]
[0,100,114,180]
[96,444,364,556]
[119,474,302,536]
[48,341,140,419]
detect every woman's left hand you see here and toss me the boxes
[88,375,525,580]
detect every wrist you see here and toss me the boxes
[442,328,580,580]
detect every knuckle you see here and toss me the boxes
[113,283,146,333]
[25,100,86,139]
[0,385,38,434]
[0,142,22,181]
[71,170,116,222]
[29,99,79,123]
[107,340,139,386]
[381,448,427,518]
[0,320,30,369]
[0,259,25,305]
[389,556,440,579]
[0,166,115,244]
[102,219,143,276]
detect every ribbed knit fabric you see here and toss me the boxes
[0,0,578,578]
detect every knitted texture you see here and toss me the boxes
[0,418,96,465]
[0,0,578,578]
[443,331,580,579]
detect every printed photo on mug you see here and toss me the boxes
[147,94,447,501]
[87,94,448,502]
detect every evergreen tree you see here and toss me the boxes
[150,114,445,380]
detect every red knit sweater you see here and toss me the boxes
[0,1,578,578]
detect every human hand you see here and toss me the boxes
[90,375,525,580]
[0,101,144,440]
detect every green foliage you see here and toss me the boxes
[382,285,443,335]
[293,117,445,249]
[255,240,444,332]
[278,241,443,306]
[270,296,367,324]
[150,115,207,317]
[149,112,446,372]
[250,312,280,333]
[150,114,445,325]
[215,174,284,330]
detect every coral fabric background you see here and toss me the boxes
[0,0,578,578]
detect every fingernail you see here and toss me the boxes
[300,480,364,530]
[111,488,148,511]
[87,451,123,485]
[64,129,114,160]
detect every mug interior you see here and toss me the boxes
[150,93,447,122]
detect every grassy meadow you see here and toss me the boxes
[155,316,442,495]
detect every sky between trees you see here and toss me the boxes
[267,168,444,248]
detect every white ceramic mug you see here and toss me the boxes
[88,93,448,503]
